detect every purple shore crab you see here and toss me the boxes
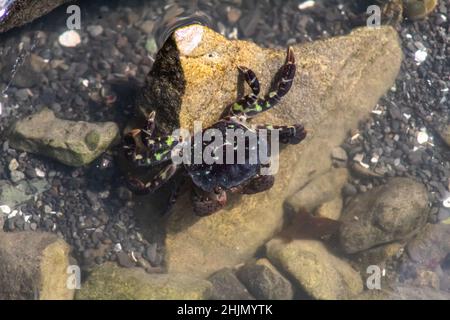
[123,47,306,216]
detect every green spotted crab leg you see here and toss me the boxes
[230,47,296,118]
[256,123,307,145]
[123,111,180,166]
[127,163,179,195]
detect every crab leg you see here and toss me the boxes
[230,66,261,115]
[123,129,179,166]
[232,47,296,118]
[127,163,179,195]
[256,123,306,145]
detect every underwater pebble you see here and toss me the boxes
[8,158,19,171]
[414,49,428,65]
[86,25,103,37]
[58,30,81,48]
[417,131,429,144]
[35,168,45,178]
[0,205,11,214]
[10,170,25,183]
[298,0,315,11]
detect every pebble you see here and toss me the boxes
[417,131,429,144]
[298,0,315,11]
[10,170,25,183]
[86,25,104,37]
[8,159,19,171]
[116,251,135,268]
[15,89,30,101]
[331,147,348,162]
[227,7,242,24]
[414,49,428,65]
[138,20,154,34]
[35,168,45,178]
[0,205,11,214]
[58,30,81,48]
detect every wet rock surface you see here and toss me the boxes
[286,168,348,214]
[76,262,212,300]
[339,177,429,254]
[236,259,294,300]
[0,0,70,34]
[266,238,363,300]
[208,268,255,300]
[9,108,119,167]
[145,24,403,277]
[0,230,73,300]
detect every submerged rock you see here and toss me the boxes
[9,108,119,167]
[236,258,294,300]
[286,168,348,214]
[0,0,70,34]
[406,223,450,269]
[266,238,363,300]
[208,268,255,300]
[135,24,402,277]
[76,263,212,300]
[0,179,50,208]
[0,231,73,300]
[339,178,429,254]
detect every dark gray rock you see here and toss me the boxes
[236,259,294,300]
[339,177,429,253]
[208,268,255,300]
[406,223,450,267]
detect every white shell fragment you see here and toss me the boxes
[58,30,81,48]
[114,243,122,252]
[298,1,315,10]
[414,48,427,65]
[0,205,11,214]
[35,168,46,178]
[444,197,450,208]
[417,131,429,144]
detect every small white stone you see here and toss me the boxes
[114,243,122,252]
[81,79,89,87]
[417,131,429,144]
[35,168,46,178]
[8,158,19,171]
[443,196,450,208]
[371,154,380,163]
[0,205,11,214]
[414,49,427,65]
[298,0,315,10]
[8,210,18,219]
[58,30,81,48]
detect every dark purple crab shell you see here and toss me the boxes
[185,119,269,193]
